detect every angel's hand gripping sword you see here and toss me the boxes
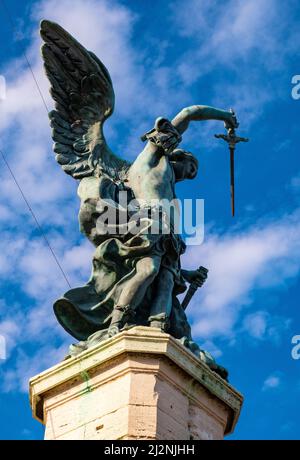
[181,266,209,310]
[215,109,249,216]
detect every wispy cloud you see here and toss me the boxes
[1,344,68,392]
[242,311,291,343]
[262,373,282,391]
[183,208,300,340]
[0,0,299,396]
[0,0,188,392]
[171,0,299,123]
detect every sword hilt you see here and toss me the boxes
[181,266,208,310]
[214,132,249,149]
[215,108,249,149]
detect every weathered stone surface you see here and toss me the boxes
[29,326,243,440]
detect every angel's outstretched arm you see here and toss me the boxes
[171,105,237,135]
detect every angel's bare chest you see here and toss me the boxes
[128,154,174,201]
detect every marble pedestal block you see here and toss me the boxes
[29,326,243,440]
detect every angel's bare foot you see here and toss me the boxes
[108,305,135,337]
[149,313,169,332]
[107,325,120,337]
[68,340,88,358]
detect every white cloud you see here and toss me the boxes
[0,318,21,358]
[290,172,300,191]
[243,311,291,343]
[0,204,14,221]
[0,0,166,394]
[182,209,300,340]
[262,373,281,391]
[63,240,94,277]
[0,230,94,387]
[243,311,267,339]
[173,0,297,70]
[1,344,68,393]
[1,0,154,391]
[171,0,298,123]
[199,339,223,358]
[0,0,298,393]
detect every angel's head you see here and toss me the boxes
[169,149,198,182]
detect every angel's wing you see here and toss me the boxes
[40,20,130,180]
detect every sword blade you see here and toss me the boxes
[230,147,235,217]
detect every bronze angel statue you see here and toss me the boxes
[40,20,238,380]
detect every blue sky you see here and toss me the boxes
[0,0,300,440]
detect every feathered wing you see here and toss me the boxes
[40,20,130,180]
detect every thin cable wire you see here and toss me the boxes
[1,0,50,113]
[0,148,71,288]
[0,1,71,288]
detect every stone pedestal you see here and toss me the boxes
[29,326,243,440]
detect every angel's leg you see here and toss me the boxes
[108,255,161,335]
[148,267,174,331]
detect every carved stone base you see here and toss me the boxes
[29,326,243,440]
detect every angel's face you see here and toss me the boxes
[183,158,198,180]
[172,156,198,182]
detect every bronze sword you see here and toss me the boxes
[230,144,235,216]
[215,110,249,217]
